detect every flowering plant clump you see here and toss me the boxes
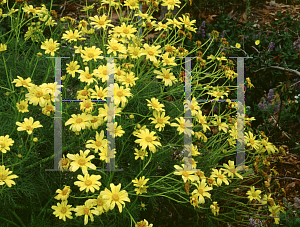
[0,0,287,226]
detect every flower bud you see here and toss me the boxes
[33,137,38,142]
[17,154,22,158]
[129,114,134,119]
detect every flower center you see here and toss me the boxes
[84,102,91,108]
[62,189,69,195]
[182,171,189,177]
[26,126,33,131]
[91,118,98,123]
[95,141,102,147]
[112,46,119,51]
[148,50,154,56]
[157,118,164,124]
[98,21,105,25]
[125,78,131,83]
[97,199,104,206]
[48,46,55,51]
[62,159,68,166]
[180,123,185,129]
[88,53,94,58]
[216,92,222,96]
[198,188,204,194]
[117,91,123,97]
[84,207,90,214]
[123,29,129,34]
[21,80,28,85]
[103,70,107,75]
[19,105,25,110]
[164,73,170,79]
[112,194,119,201]
[78,158,86,166]
[76,118,83,123]
[152,103,158,108]
[61,207,67,213]
[218,174,223,179]
[35,92,43,98]
[138,150,144,156]
[85,180,92,186]
[0,174,6,180]
[145,137,153,142]
[82,91,88,96]
[85,73,92,79]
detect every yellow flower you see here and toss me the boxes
[161,0,181,11]
[101,183,131,213]
[178,14,196,27]
[41,38,59,56]
[173,164,199,183]
[222,160,243,179]
[206,86,228,100]
[106,38,127,56]
[268,205,281,224]
[25,84,47,107]
[246,186,262,202]
[86,130,108,153]
[210,201,220,216]
[170,117,194,137]
[135,219,153,227]
[245,131,261,150]
[77,87,93,100]
[79,100,94,113]
[77,20,88,30]
[255,40,260,45]
[15,99,29,113]
[132,176,150,195]
[107,121,125,138]
[235,43,241,48]
[160,52,177,67]
[66,149,96,175]
[65,113,94,133]
[89,15,113,30]
[211,114,228,133]
[118,71,138,88]
[148,111,170,132]
[260,137,277,154]
[0,43,7,52]
[66,61,80,78]
[191,179,213,204]
[0,165,18,187]
[42,103,55,116]
[154,68,177,87]
[81,46,103,62]
[77,66,98,85]
[16,117,43,135]
[22,4,41,16]
[118,23,137,39]
[33,137,38,143]
[166,18,183,30]
[210,168,229,186]
[141,43,162,62]
[183,97,201,117]
[134,148,148,160]
[54,185,72,201]
[74,199,99,225]
[196,110,210,133]
[74,173,102,193]
[127,45,143,59]
[108,83,133,108]
[90,85,107,100]
[98,102,122,122]
[61,29,83,43]
[123,0,139,10]
[134,128,162,153]
[91,194,110,215]
[0,135,14,154]
[51,200,73,222]
[146,97,165,112]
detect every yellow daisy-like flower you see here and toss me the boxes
[88,115,104,130]
[0,165,18,187]
[107,121,125,138]
[191,179,213,204]
[51,200,73,222]
[42,103,55,116]
[235,43,241,48]
[222,160,243,179]
[74,200,99,226]
[246,186,262,202]
[148,111,170,132]
[118,71,138,88]
[135,219,153,227]
[15,117,43,135]
[12,76,33,88]
[65,113,94,133]
[102,183,131,213]
[210,168,229,186]
[127,45,143,59]
[0,43,7,52]
[98,102,122,122]
[16,100,29,113]
[74,173,102,193]
[77,66,98,85]
[134,148,148,160]
[86,130,107,153]
[132,176,150,195]
[81,46,103,62]
[260,137,277,154]
[108,83,133,108]
[66,61,80,78]
[77,87,93,100]
[146,97,165,112]
[58,154,71,172]
[161,52,177,67]
[90,194,110,215]
[178,14,196,27]
[173,164,199,183]
[77,20,88,30]
[211,114,228,133]
[161,0,181,11]
[196,110,210,133]
[210,201,220,216]
[123,0,139,10]
[25,84,47,107]
[90,85,107,100]
[245,131,261,151]
[141,43,162,62]
[41,38,59,56]
[54,185,72,201]
[154,68,177,87]
[94,64,109,83]
[89,15,113,30]
[195,131,207,143]
[79,100,94,113]
[67,149,96,175]
[268,205,281,224]
[118,23,137,39]
[206,86,228,100]
[106,38,127,56]
[61,29,83,43]
[0,135,14,154]
[183,97,201,117]
[166,18,183,29]
[170,117,194,137]
[134,129,162,153]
